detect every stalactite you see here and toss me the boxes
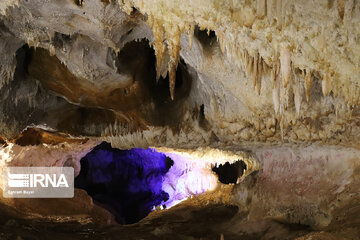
[279,114,284,140]
[0,0,19,15]
[148,17,167,82]
[218,32,225,53]
[283,82,291,110]
[322,72,331,96]
[252,53,258,89]
[271,65,276,89]
[257,56,262,95]
[280,46,291,88]
[189,24,195,50]
[294,73,303,115]
[262,58,268,75]
[49,44,55,56]
[267,0,275,22]
[245,51,252,78]
[165,24,182,100]
[276,0,284,27]
[256,0,267,18]
[147,16,186,100]
[272,74,281,114]
[305,69,312,102]
[235,49,244,69]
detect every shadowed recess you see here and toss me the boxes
[75,142,174,224]
[212,160,247,184]
[0,136,6,145]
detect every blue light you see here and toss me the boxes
[75,142,172,224]
[75,142,218,224]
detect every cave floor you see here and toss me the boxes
[0,200,319,240]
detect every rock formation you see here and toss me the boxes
[0,0,359,239]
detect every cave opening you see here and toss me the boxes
[194,26,218,50]
[114,38,193,128]
[115,39,192,106]
[75,142,219,224]
[75,142,172,224]
[212,160,247,184]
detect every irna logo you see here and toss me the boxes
[3,167,74,198]
[7,173,69,188]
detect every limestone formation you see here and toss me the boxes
[0,0,359,239]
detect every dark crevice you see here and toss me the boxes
[52,32,74,50]
[212,160,247,184]
[74,0,84,7]
[0,136,6,146]
[131,7,138,14]
[200,104,205,118]
[194,26,218,50]
[149,58,190,103]
[198,103,211,131]
[0,44,46,137]
[144,52,193,129]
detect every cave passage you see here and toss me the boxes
[212,160,247,184]
[75,142,218,224]
[75,142,173,224]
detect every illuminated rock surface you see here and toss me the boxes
[0,0,359,239]
[75,143,172,224]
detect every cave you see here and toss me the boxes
[212,160,247,184]
[75,143,172,224]
[1,1,360,239]
[75,142,219,224]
